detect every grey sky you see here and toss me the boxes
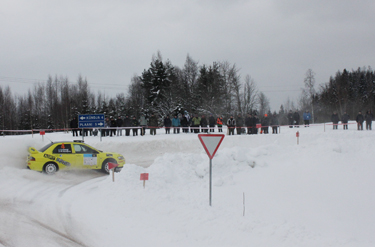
[1,0,375,110]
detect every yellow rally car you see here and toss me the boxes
[27,140,125,175]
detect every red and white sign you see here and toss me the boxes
[198,134,225,160]
[40,131,45,135]
[108,162,119,170]
[140,173,149,180]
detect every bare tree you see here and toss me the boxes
[257,92,270,116]
[303,69,316,123]
[242,74,258,114]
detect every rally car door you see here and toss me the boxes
[72,144,99,169]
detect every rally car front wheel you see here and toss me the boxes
[44,162,58,175]
[101,159,116,174]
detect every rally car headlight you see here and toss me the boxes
[118,156,125,161]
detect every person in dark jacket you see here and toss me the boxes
[356,111,364,130]
[227,116,236,135]
[132,116,139,136]
[236,114,244,135]
[110,117,117,136]
[200,115,208,133]
[341,112,350,130]
[116,116,123,136]
[123,115,132,136]
[293,110,300,127]
[288,110,294,128]
[148,113,158,135]
[365,110,373,130]
[252,114,259,134]
[270,113,279,134]
[208,114,216,132]
[164,115,172,134]
[331,112,339,130]
[70,117,78,136]
[181,114,189,133]
[261,114,269,134]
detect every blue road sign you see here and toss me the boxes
[78,114,105,128]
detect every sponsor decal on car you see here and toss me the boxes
[43,154,56,160]
[56,158,71,167]
[83,154,97,166]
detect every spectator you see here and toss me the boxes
[132,116,139,136]
[123,115,132,136]
[365,110,373,130]
[356,111,364,130]
[192,114,201,133]
[116,116,123,136]
[331,112,339,130]
[252,113,259,134]
[208,114,216,132]
[261,114,269,134]
[341,112,350,130]
[164,115,172,134]
[303,110,311,127]
[288,110,294,128]
[236,114,244,135]
[216,115,223,133]
[149,113,158,135]
[110,116,117,136]
[271,113,279,134]
[181,114,189,133]
[172,115,181,134]
[70,117,78,137]
[227,116,236,135]
[245,113,252,134]
[293,110,300,128]
[200,115,208,133]
[139,114,147,136]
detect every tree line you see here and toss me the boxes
[0,52,374,132]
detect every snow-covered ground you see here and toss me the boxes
[0,122,374,247]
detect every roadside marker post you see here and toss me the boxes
[140,173,149,188]
[198,134,225,206]
[108,162,119,182]
[40,130,45,141]
[296,131,300,145]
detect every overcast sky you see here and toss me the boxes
[1,0,375,110]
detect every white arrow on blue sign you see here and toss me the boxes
[78,114,105,128]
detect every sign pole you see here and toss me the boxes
[209,158,212,206]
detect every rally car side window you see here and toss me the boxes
[52,144,72,154]
[73,144,98,154]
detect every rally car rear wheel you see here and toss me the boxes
[44,162,58,175]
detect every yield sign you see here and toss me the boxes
[198,134,225,159]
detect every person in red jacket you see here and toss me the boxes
[217,116,223,132]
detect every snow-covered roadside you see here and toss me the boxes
[0,123,374,246]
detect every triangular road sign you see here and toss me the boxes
[198,134,225,159]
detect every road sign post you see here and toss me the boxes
[198,134,225,206]
[78,114,105,141]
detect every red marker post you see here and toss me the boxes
[296,131,300,145]
[108,162,119,182]
[40,131,45,141]
[198,134,225,206]
[140,173,149,188]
